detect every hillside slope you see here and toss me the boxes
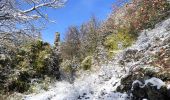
[24,17,170,100]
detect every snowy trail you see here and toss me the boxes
[24,62,130,100]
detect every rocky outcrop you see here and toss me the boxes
[51,32,62,79]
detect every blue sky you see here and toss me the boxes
[41,0,116,45]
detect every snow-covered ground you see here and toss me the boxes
[24,60,130,100]
[23,17,170,100]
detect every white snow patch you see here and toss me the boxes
[132,80,143,86]
[167,84,170,89]
[144,77,165,89]
[132,77,166,90]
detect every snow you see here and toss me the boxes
[132,80,143,86]
[132,77,166,90]
[130,18,170,52]
[144,77,165,89]
[167,84,170,89]
[131,80,143,90]
[24,62,129,100]
[141,66,160,73]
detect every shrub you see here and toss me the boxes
[81,56,92,70]
[104,28,137,59]
[104,27,136,58]
[8,79,30,93]
[16,40,53,76]
[60,60,72,73]
[0,40,59,93]
[28,75,52,93]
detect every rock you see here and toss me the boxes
[122,49,138,63]
[117,75,133,92]
[146,85,165,100]
[83,93,87,96]
[167,88,170,98]
[117,68,170,100]
[132,84,146,100]
[121,77,170,100]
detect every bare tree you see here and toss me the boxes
[0,0,66,53]
[61,26,81,61]
[61,26,81,83]
[0,0,66,34]
[61,16,101,63]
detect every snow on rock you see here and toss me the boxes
[132,80,143,87]
[167,84,170,89]
[144,77,165,89]
[132,77,165,90]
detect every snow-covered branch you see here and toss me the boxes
[0,0,66,33]
[0,0,66,51]
[22,0,65,13]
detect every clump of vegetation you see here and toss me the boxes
[60,60,72,73]
[81,56,92,70]
[15,40,53,77]
[104,27,136,57]
[0,40,59,93]
[7,71,30,93]
[29,75,52,93]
